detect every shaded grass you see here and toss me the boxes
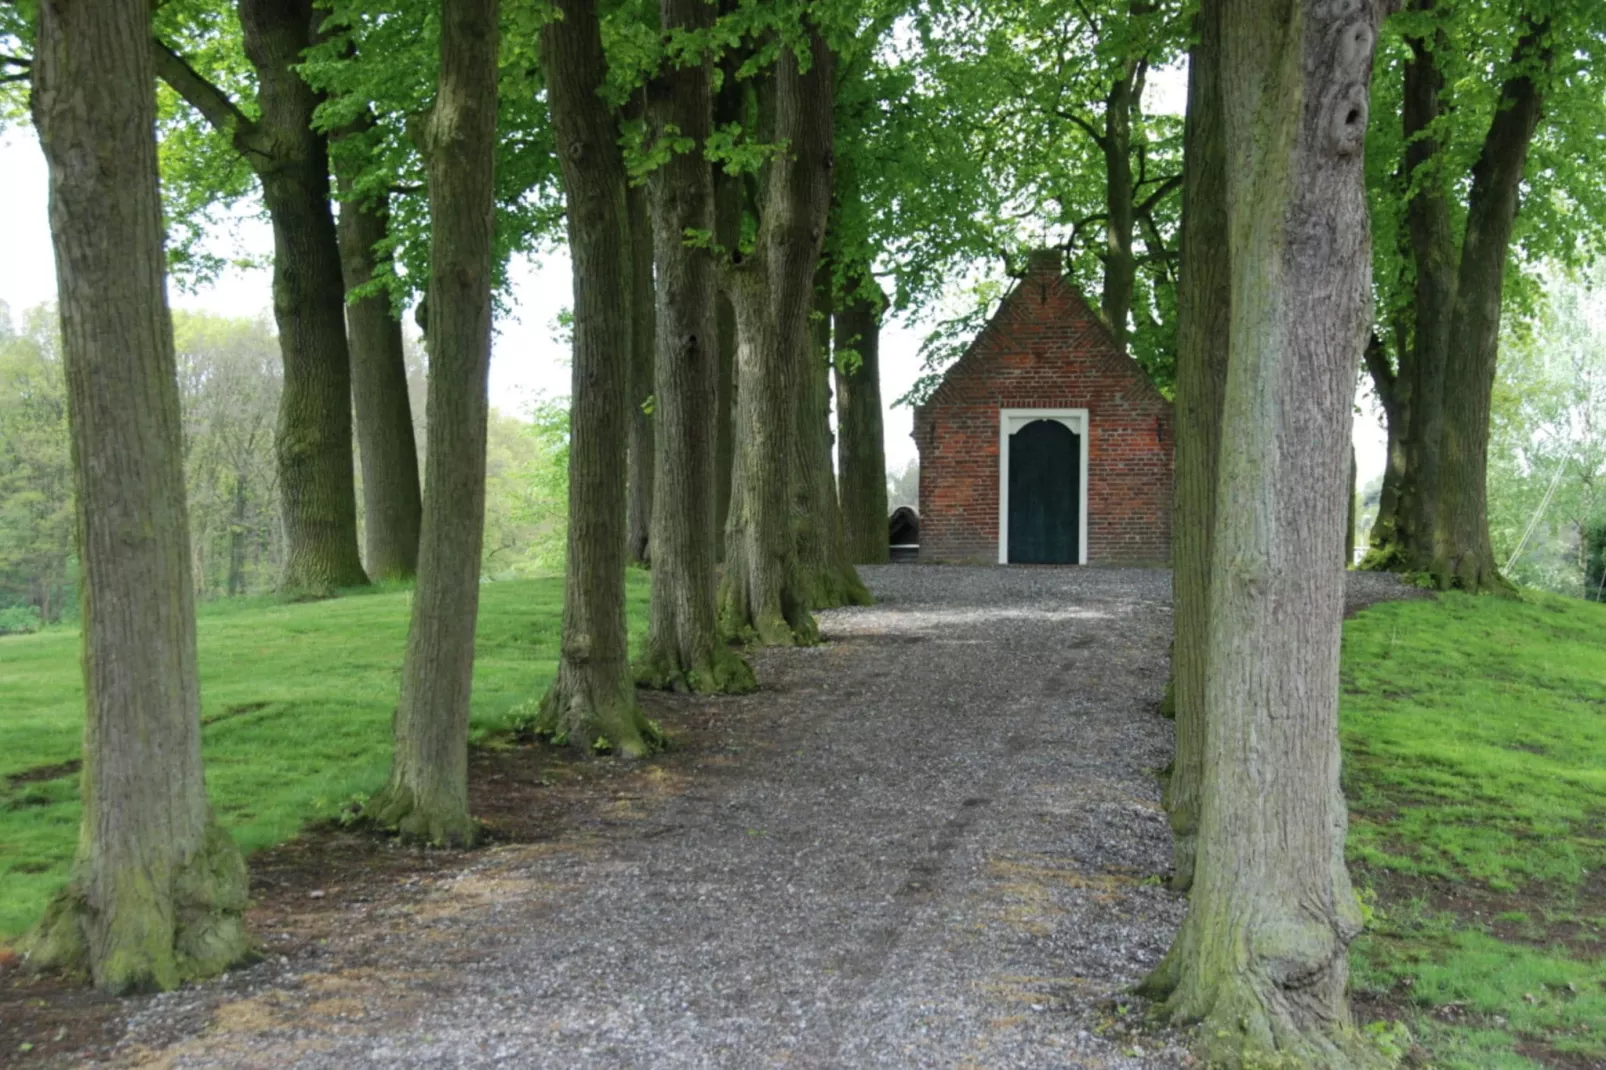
[1342,590,1606,1068]
[0,574,650,940]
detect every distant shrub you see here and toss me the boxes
[0,604,43,636]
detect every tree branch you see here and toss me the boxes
[1137,173,1182,213]
[151,38,271,165]
[1055,108,1107,150]
[1362,331,1397,414]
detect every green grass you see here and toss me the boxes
[1342,590,1606,1068]
[0,573,649,941]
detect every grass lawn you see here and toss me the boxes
[0,573,650,942]
[1342,590,1606,1068]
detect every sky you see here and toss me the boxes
[0,102,1388,492]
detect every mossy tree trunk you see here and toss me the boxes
[238,0,369,593]
[834,273,889,565]
[635,0,756,694]
[626,176,656,568]
[1162,0,1229,895]
[717,29,837,645]
[1429,24,1548,594]
[795,262,871,609]
[1140,0,1388,1064]
[25,0,250,992]
[711,50,746,554]
[336,134,423,582]
[367,0,499,846]
[536,0,659,755]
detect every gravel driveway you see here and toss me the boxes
[72,566,1414,1069]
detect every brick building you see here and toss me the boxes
[913,250,1174,565]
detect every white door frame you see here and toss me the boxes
[998,408,1090,565]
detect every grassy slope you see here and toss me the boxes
[1342,591,1606,1068]
[0,574,650,940]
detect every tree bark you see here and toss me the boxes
[717,30,839,644]
[1389,9,1456,569]
[1140,0,1388,1062]
[24,0,249,991]
[711,56,745,552]
[835,275,889,565]
[1362,329,1408,557]
[1161,0,1230,896]
[236,0,369,593]
[536,0,659,755]
[626,176,656,567]
[366,0,498,845]
[635,0,755,694]
[337,151,423,582]
[795,261,871,609]
[1101,61,1140,354]
[1430,25,1549,593]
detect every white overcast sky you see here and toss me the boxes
[0,63,1387,486]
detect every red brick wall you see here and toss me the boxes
[913,255,1174,565]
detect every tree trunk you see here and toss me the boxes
[536,0,659,755]
[24,0,249,991]
[1161,0,1230,896]
[626,177,656,567]
[717,30,839,643]
[635,0,755,694]
[1430,25,1549,594]
[795,262,871,609]
[835,275,889,565]
[366,0,498,845]
[337,161,423,582]
[1391,10,1456,569]
[711,60,745,552]
[1101,62,1139,354]
[1362,330,1408,559]
[1140,0,1387,1062]
[228,473,249,597]
[236,0,369,594]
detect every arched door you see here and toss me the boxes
[1007,418,1081,564]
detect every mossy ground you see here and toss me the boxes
[0,573,650,942]
[1341,590,1606,1068]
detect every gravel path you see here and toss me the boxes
[81,566,1416,1070]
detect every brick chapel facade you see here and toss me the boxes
[913,250,1174,566]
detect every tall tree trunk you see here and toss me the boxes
[536,0,659,755]
[835,275,889,565]
[236,0,369,594]
[228,473,249,597]
[1430,25,1549,593]
[711,59,745,552]
[1161,0,1230,896]
[635,0,755,694]
[795,262,870,608]
[1362,329,1408,558]
[1140,0,1386,1062]
[337,162,423,582]
[367,0,498,845]
[1101,62,1139,354]
[717,31,837,645]
[1390,10,1456,569]
[626,179,656,567]
[24,0,249,991]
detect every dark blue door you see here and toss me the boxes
[1008,419,1080,564]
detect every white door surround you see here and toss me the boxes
[997,408,1090,565]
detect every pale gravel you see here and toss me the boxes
[73,566,1420,1070]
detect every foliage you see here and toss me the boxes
[0,302,73,625]
[1486,270,1606,595]
[0,572,652,941]
[482,399,571,577]
[1341,591,1606,1067]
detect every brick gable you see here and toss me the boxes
[913,253,1174,565]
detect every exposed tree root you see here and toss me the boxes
[536,666,663,758]
[1427,550,1516,596]
[366,782,479,848]
[635,641,756,695]
[21,823,252,994]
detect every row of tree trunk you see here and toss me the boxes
[153,0,424,595]
[1365,0,1550,593]
[24,0,501,987]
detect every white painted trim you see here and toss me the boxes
[997,408,1090,565]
